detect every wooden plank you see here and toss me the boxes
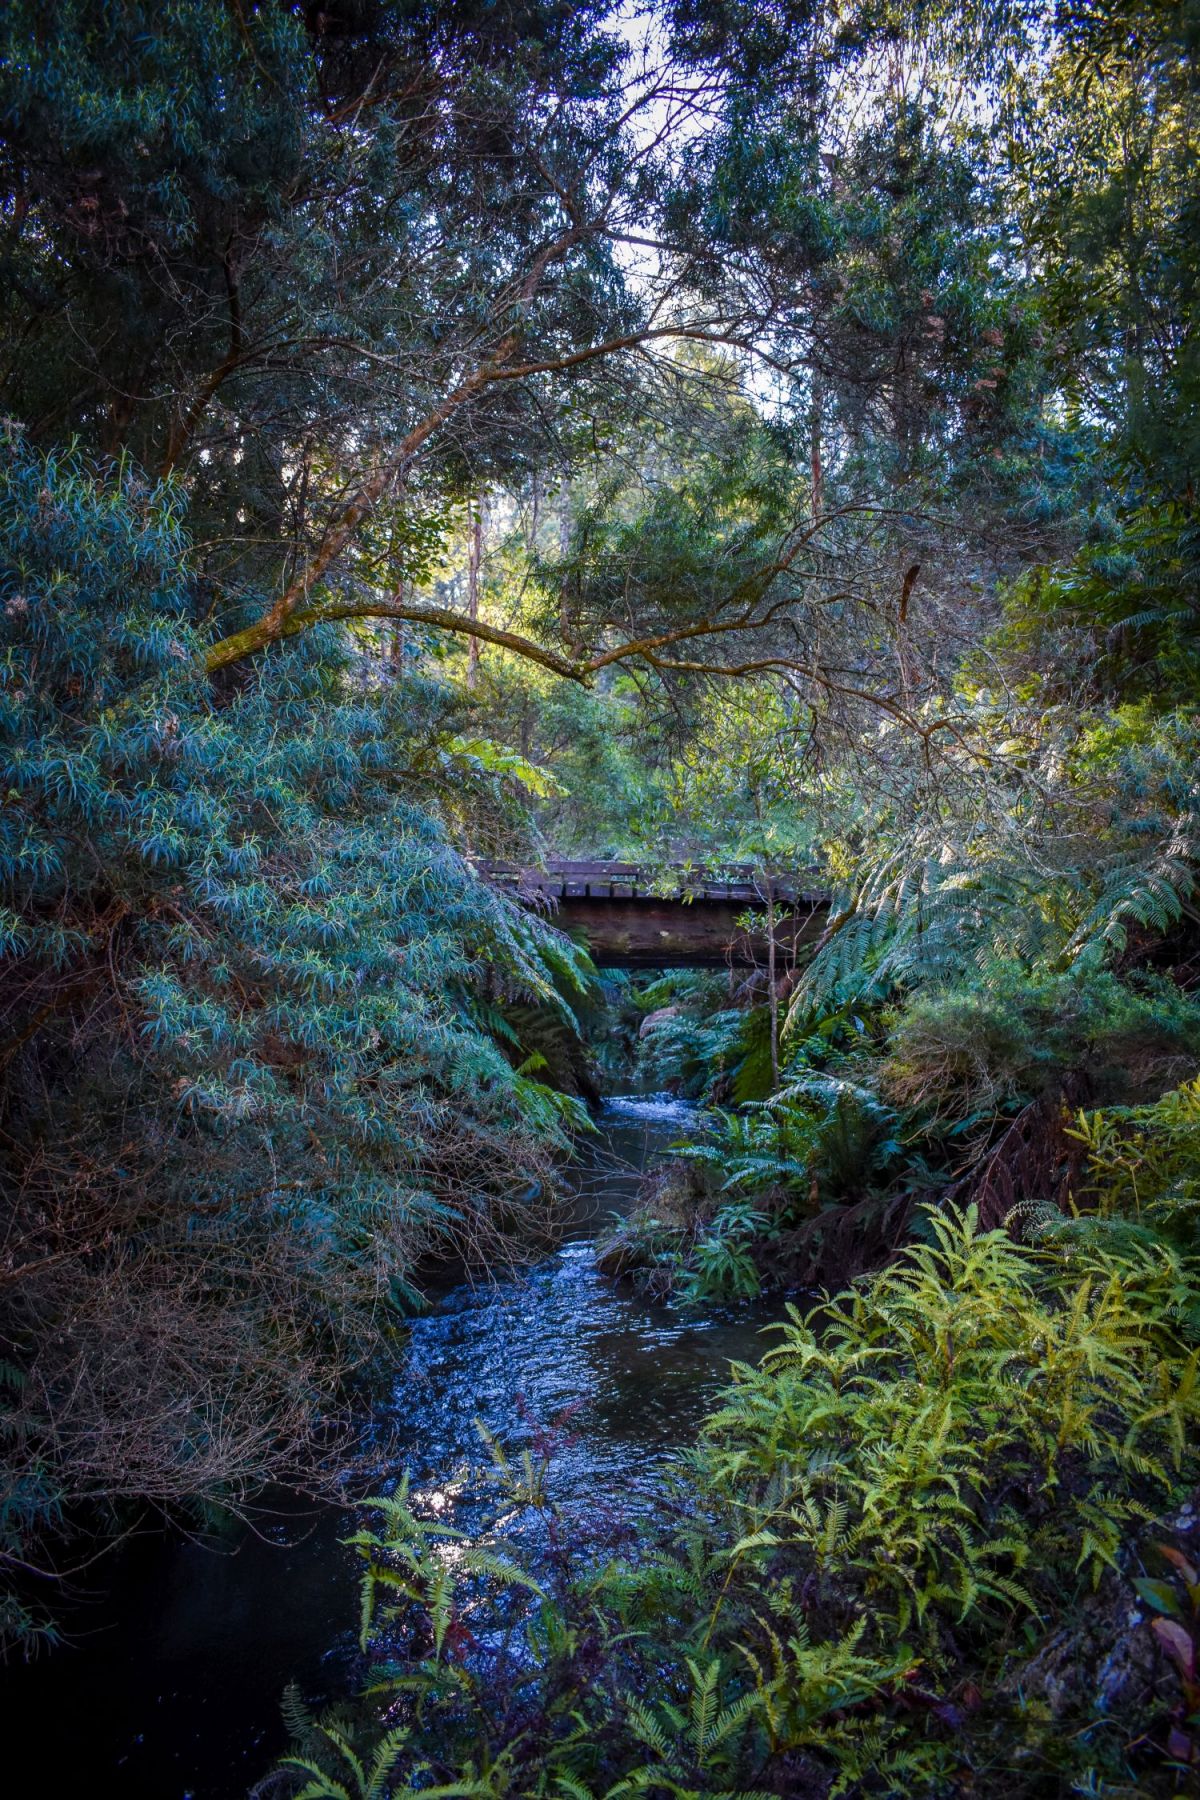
[476,857,825,910]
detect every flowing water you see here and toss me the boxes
[8,1097,778,1798]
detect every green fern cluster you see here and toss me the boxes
[699,1207,1198,1643]
[1027,1076,1200,1340]
[601,1062,910,1300]
[630,971,751,1102]
[1068,1076,1200,1234]
[273,1451,925,1800]
[679,1070,904,1205]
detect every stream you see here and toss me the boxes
[9,1096,778,1798]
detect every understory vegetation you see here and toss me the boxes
[269,1197,1200,1799]
[1,0,1199,1792]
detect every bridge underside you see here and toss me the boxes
[556,895,829,968]
[479,861,832,969]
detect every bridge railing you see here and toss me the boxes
[477,859,827,907]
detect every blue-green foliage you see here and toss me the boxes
[0,439,581,1208]
[0,442,589,1595]
[630,971,750,1099]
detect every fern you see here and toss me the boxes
[699,1205,1200,1656]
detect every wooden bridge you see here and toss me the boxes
[481,860,830,968]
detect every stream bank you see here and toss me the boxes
[7,1096,776,1799]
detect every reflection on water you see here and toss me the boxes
[5,1097,776,1798]
[389,1240,777,1517]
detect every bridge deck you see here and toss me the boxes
[481,859,825,906]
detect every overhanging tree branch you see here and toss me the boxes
[212,597,587,681]
[204,487,879,679]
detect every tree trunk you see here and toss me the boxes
[810,373,824,521]
[558,469,574,650]
[466,500,483,692]
[766,872,780,1087]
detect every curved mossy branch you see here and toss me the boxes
[203,505,880,687]
[206,600,587,682]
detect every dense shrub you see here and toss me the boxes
[881,964,1200,1123]
[0,444,587,1640]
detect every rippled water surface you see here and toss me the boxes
[8,1097,777,1797]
